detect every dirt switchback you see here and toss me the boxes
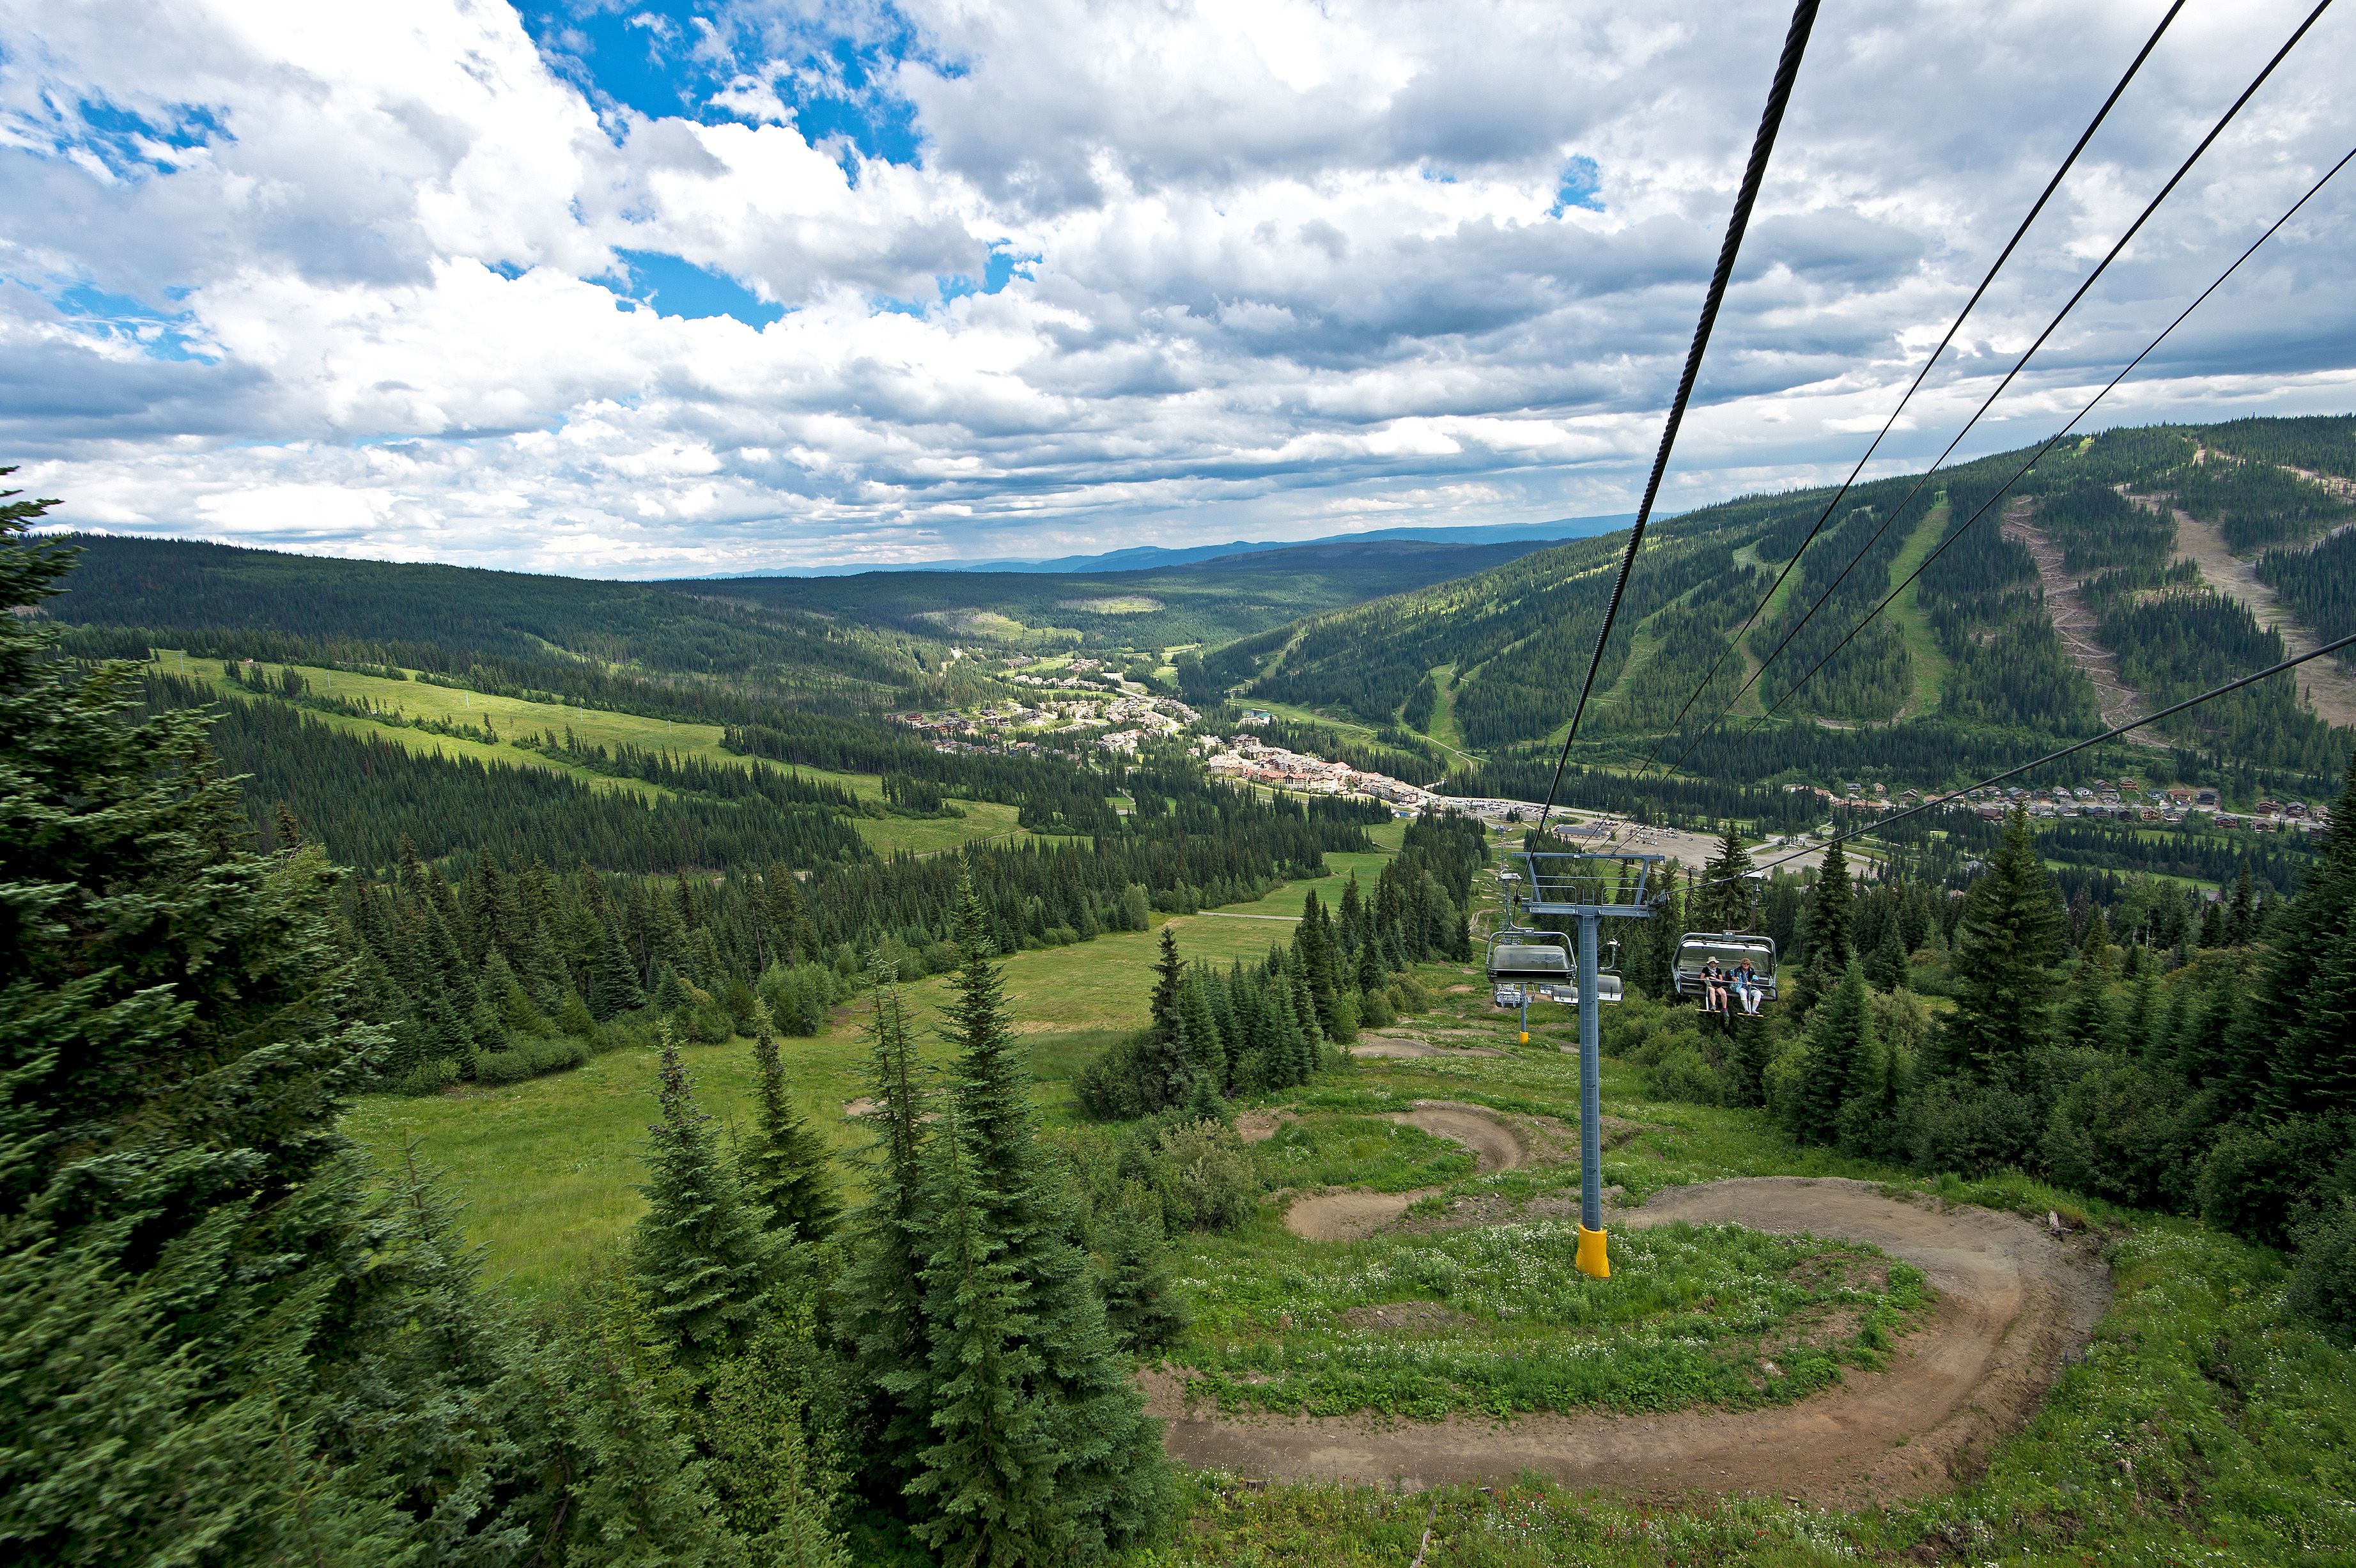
[1152,1176,2111,1505]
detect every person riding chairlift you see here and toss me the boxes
[1699,956,1728,1015]
[1730,957,1762,1016]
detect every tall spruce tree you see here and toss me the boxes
[1140,926,1191,1112]
[1696,821,1756,931]
[1790,963,1875,1147]
[2245,753,2356,1119]
[741,1004,843,1243]
[633,1037,778,1364]
[1936,806,2063,1085]
[841,958,937,1483]
[907,880,1171,1564]
[1,490,735,1563]
[2063,910,2116,1052]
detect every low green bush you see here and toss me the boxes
[2288,1202,2356,1343]
[398,1056,458,1096]
[1154,1117,1259,1232]
[474,1050,533,1085]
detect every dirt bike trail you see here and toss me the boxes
[1152,1176,2110,1505]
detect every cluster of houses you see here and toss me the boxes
[1196,734,1434,809]
[1781,777,2329,833]
[890,690,1198,757]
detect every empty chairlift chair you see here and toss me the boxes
[1485,929,1621,1007]
[1672,932,1778,1015]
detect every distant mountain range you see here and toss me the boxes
[696,515,1638,578]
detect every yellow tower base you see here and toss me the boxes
[1575,1223,1610,1278]
[1517,1030,1530,1044]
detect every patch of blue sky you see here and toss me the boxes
[20,97,227,180]
[982,245,1037,294]
[605,249,783,326]
[516,0,927,169]
[1549,155,1605,217]
[36,279,215,360]
[881,249,1035,315]
[1421,166,1458,184]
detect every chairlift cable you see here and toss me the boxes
[1531,0,1820,837]
[1678,628,2356,897]
[1650,0,2335,783]
[1631,0,2187,781]
[1732,137,2356,743]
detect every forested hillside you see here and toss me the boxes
[1214,415,2356,799]
[668,534,1573,652]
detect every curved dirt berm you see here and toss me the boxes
[1156,1177,2111,1505]
[1281,1102,1528,1241]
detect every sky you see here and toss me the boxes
[3,0,2353,577]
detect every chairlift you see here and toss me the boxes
[1672,931,1778,1016]
[1485,926,1572,986]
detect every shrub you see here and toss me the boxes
[2288,1204,2356,1343]
[2195,1115,2355,1249]
[1387,972,1430,1013]
[1905,1076,2045,1177]
[1358,987,1397,1029]
[1152,1117,1259,1232]
[475,1050,534,1086]
[2042,1059,2185,1209]
[1647,1043,1721,1105]
[523,1036,590,1075]
[1074,1034,1153,1121]
[398,1056,458,1096]
[757,962,836,1036]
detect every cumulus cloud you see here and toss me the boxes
[1,0,2352,575]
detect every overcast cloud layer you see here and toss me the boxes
[3,0,2353,575]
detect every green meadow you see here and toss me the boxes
[150,651,1038,856]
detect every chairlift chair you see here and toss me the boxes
[1672,931,1778,1014]
[1485,927,1573,986]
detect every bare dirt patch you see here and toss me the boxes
[1234,1110,1294,1145]
[1281,1190,1420,1241]
[1159,1177,2111,1507]
[1338,1300,1476,1333]
[1349,1039,1441,1059]
[842,1097,876,1119]
[1351,1034,1509,1060]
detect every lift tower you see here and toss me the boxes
[1514,851,1659,1278]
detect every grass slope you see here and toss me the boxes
[153,653,1034,857]
[345,830,1400,1296]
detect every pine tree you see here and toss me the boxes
[908,879,1171,1563]
[1140,926,1191,1112]
[633,1036,778,1365]
[1298,890,1341,1037]
[0,490,413,1559]
[1790,963,1874,1146]
[1178,972,1226,1094]
[1096,1185,1188,1355]
[841,958,936,1481]
[2226,862,2258,947]
[741,1004,843,1243]
[1696,821,1756,931]
[1937,807,2064,1086]
[2063,909,2116,1052]
[1866,919,1909,993]
[905,1121,1058,1568]
[2245,752,2356,1119]
[1811,835,1854,969]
